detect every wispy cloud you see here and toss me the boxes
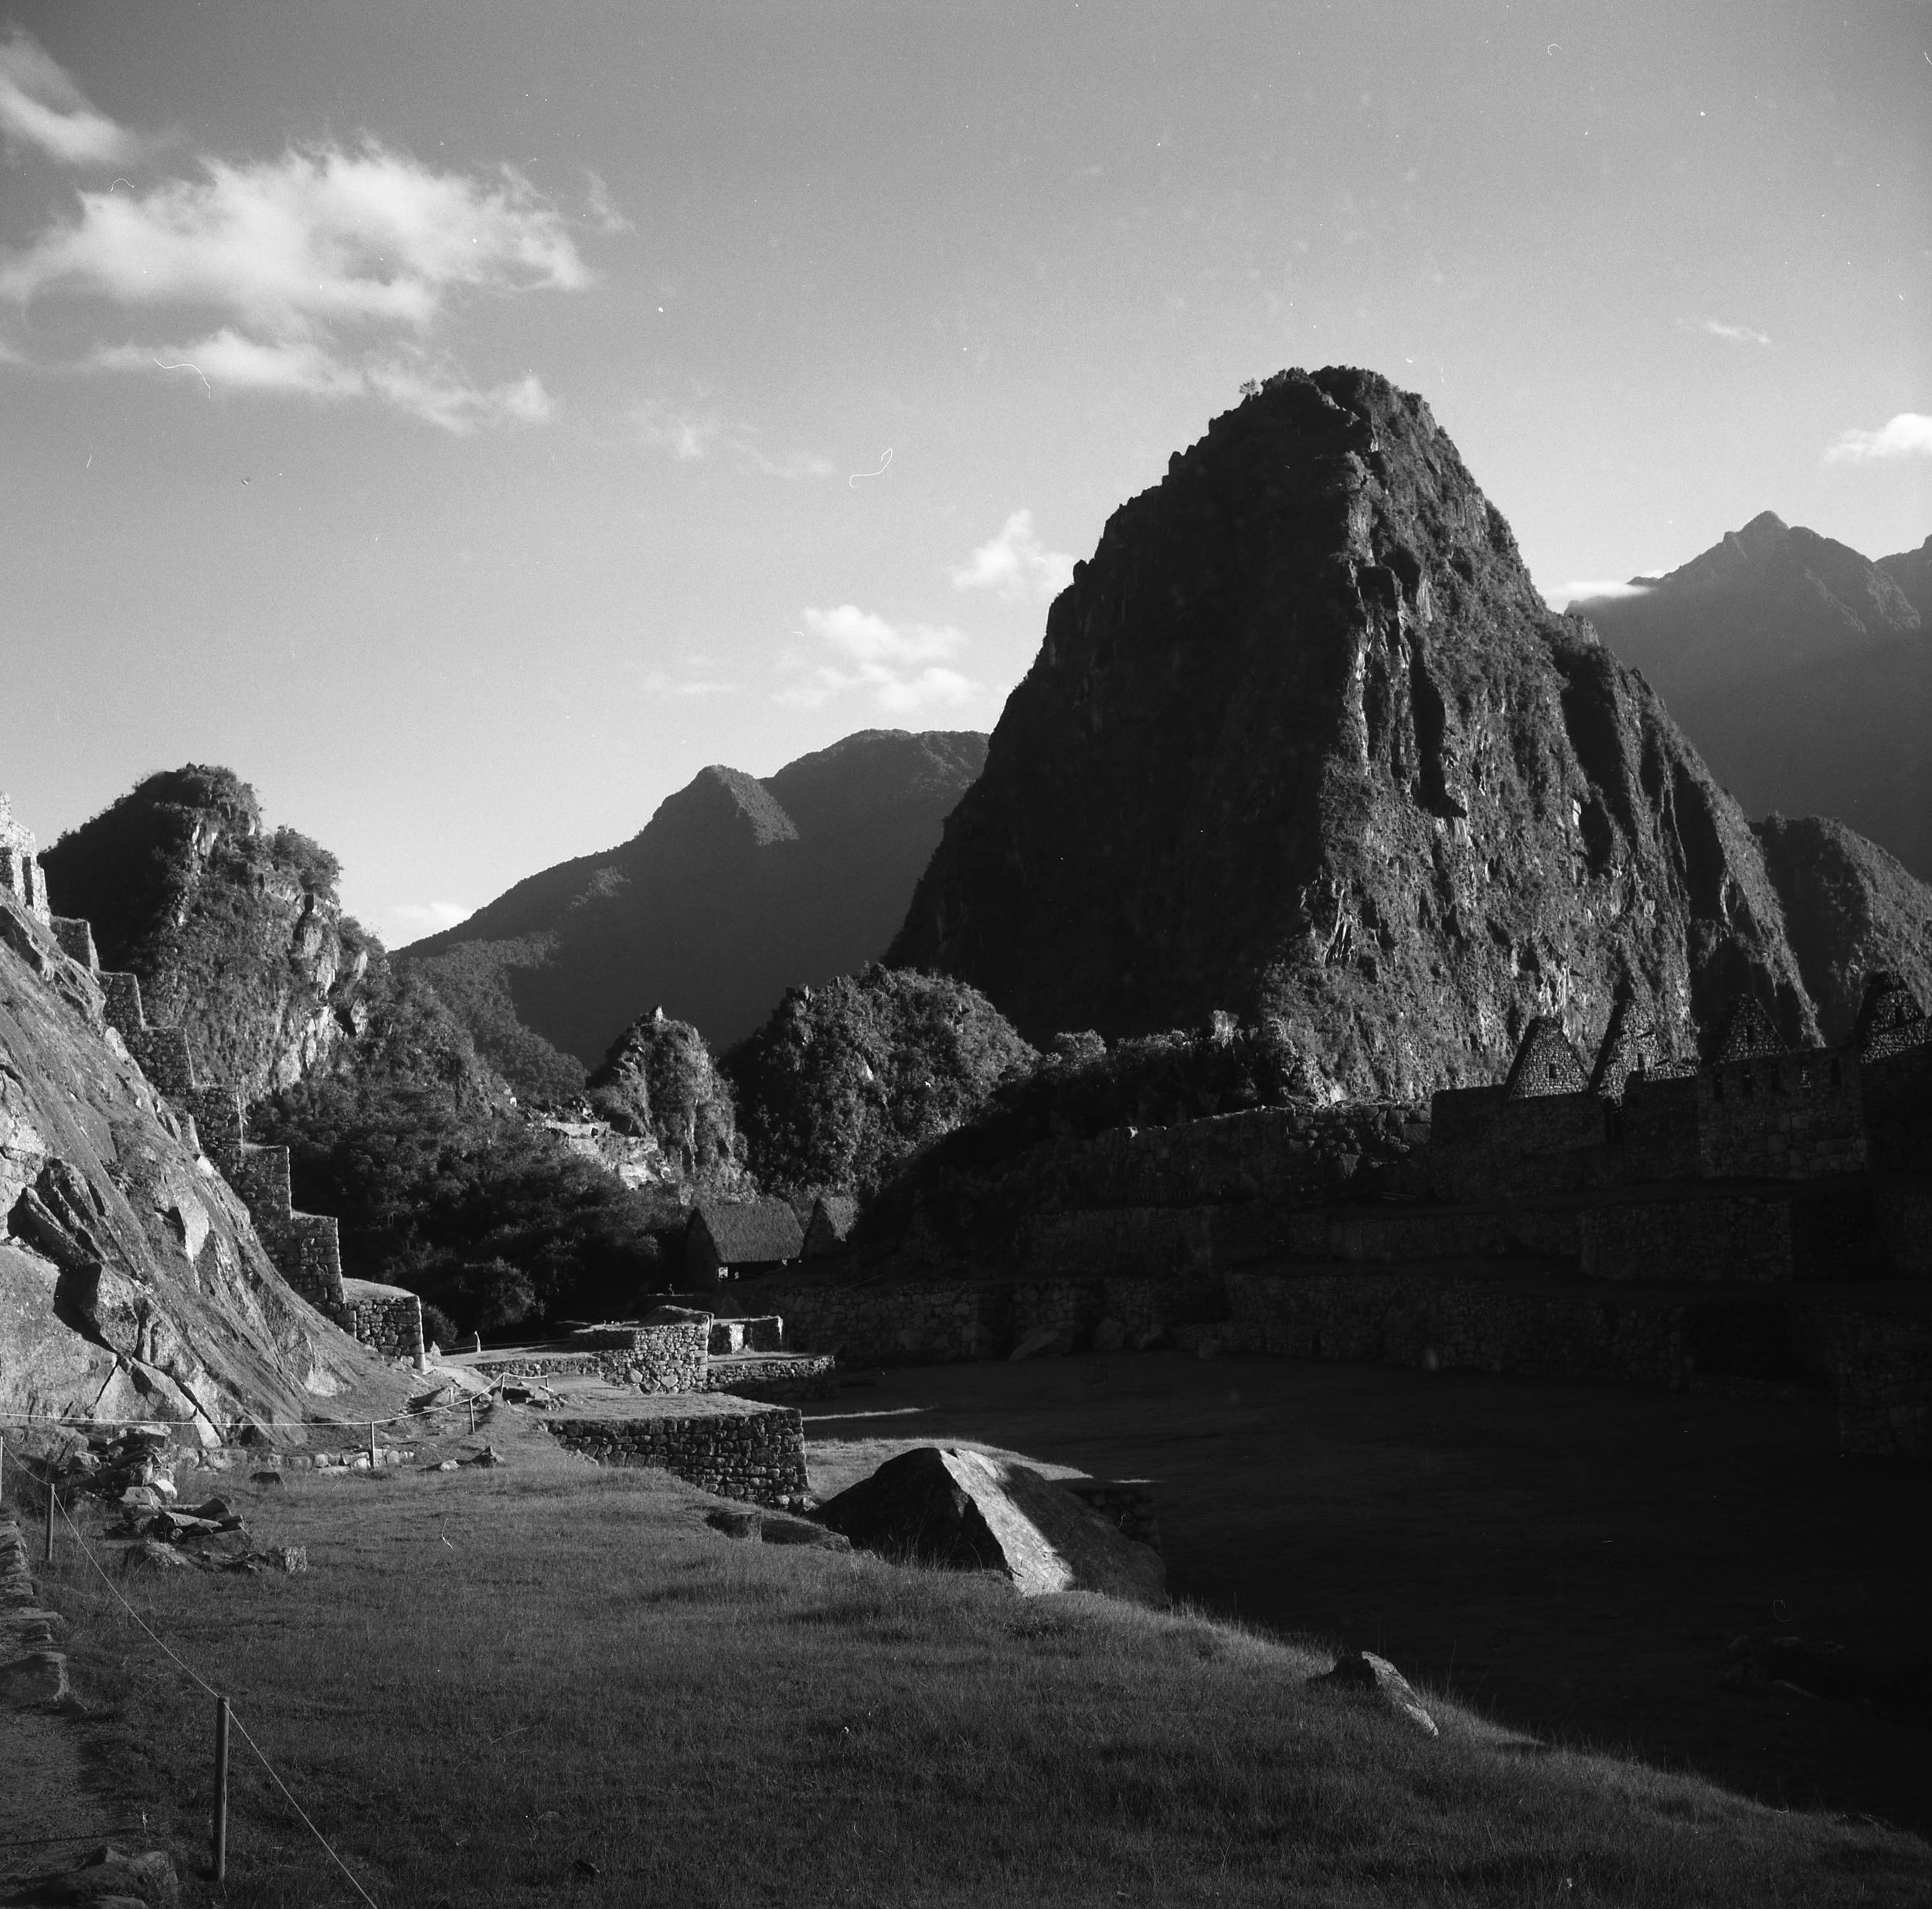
[632,397,835,478]
[1825,412,1932,464]
[583,168,631,235]
[950,509,1075,600]
[1702,318,1771,346]
[640,669,740,698]
[0,133,590,429]
[0,29,141,167]
[1548,579,1655,610]
[777,604,976,712]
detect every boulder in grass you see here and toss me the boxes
[811,1446,1165,1604]
[1308,1649,1439,1737]
[0,1645,70,1709]
[1009,1325,1074,1362]
[31,1842,180,1904]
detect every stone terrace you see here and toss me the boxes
[757,978,1932,1458]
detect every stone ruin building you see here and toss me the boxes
[754,976,1932,1460]
[2,795,423,1367]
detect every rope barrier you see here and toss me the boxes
[0,1442,383,1907]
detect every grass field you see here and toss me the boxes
[801,1353,1932,1839]
[7,1398,1929,1909]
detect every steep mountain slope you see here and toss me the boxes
[1876,533,1932,623]
[404,729,987,1084]
[889,367,1931,1102]
[0,880,399,1431]
[40,767,375,1102]
[1574,516,1930,880]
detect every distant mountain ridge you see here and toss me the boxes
[1575,514,1930,881]
[403,728,988,1091]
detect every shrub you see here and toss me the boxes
[725,965,1036,1199]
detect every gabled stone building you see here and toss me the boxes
[685,1196,804,1284]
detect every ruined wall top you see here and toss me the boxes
[0,792,51,927]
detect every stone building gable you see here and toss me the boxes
[1852,971,1931,1061]
[1502,1018,1590,1100]
[1710,995,1786,1063]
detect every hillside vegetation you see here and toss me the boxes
[403,728,988,1065]
[40,764,372,1101]
[726,964,1036,1198]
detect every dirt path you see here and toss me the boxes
[803,1351,1932,1837]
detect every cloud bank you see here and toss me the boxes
[779,604,975,713]
[1702,318,1770,346]
[1549,579,1654,609]
[950,509,1075,599]
[0,29,141,166]
[1825,413,1932,464]
[0,36,590,430]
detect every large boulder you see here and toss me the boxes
[811,1445,1165,1604]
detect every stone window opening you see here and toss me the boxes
[1740,1067,1753,1097]
[1830,1057,1843,1090]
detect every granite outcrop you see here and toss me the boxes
[889,369,1927,1104]
[0,799,403,1436]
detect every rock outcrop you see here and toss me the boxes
[403,729,988,1083]
[586,1009,749,1193]
[889,368,1932,1102]
[0,872,398,1435]
[40,767,373,1102]
[811,1445,1167,1604]
[1574,515,1931,882]
[725,965,1036,1199]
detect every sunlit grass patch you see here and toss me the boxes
[13,1430,1929,1909]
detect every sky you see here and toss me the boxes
[2,0,1927,944]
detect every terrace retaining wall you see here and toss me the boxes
[543,1404,808,1506]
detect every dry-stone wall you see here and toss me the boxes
[700,1353,838,1401]
[754,1271,1222,1363]
[543,1399,808,1505]
[1835,1313,1932,1458]
[85,949,420,1363]
[472,1323,708,1393]
[1218,1268,1699,1390]
[338,1279,426,1361]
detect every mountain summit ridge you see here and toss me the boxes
[1577,512,1930,881]
[403,728,988,1087]
[889,366,1932,1101]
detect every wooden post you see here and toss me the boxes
[368,1421,377,1466]
[44,1475,55,1564]
[213,1695,230,1880]
[467,1397,476,1436]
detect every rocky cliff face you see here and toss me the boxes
[40,767,372,1103]
[1575,516,1930,881]
[889,368,1931,1102]
[0,884,396,1433]
[586,1010,750,1193]
[404,728,988,1082]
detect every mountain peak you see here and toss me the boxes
[889,367,1924,1099]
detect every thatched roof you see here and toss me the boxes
[690,1196,803,1267]
[804,1195,859,1256]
